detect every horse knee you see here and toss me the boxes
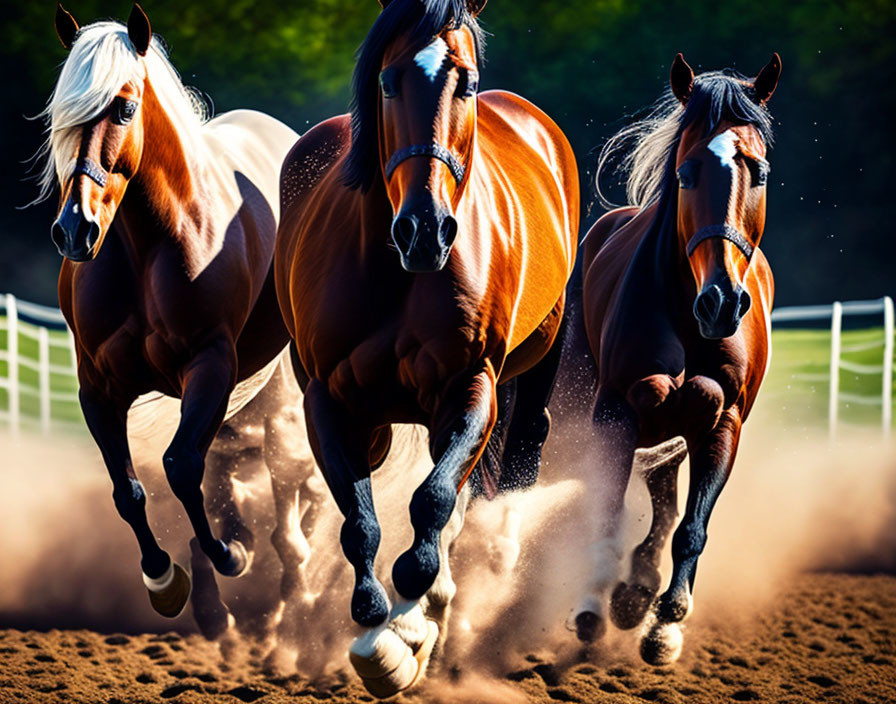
[163,447,204,502]
[112,477,147,522]
[626,375,675,420]
[671,521,707,562]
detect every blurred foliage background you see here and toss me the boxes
[1,0,893,305]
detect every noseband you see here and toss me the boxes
[384,143,466,185]
[686,223,754,260]
[72,158,108,188]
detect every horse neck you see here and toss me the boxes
[118,78,210,257]
[359,174,395,255]
[632,185,697,329]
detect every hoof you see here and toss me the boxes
[574,610,606,643]
[610,582,655,630]
[192,598,233,641]
[640,621,683,665]
[218,540,252,578]
[145,563,191,618]
[656,590,693,624]
[350,620,439,698]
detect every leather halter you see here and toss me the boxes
[384,143,465,185]
[686,223,754,260]
[72,158,108,188]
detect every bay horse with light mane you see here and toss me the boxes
[569,53,781,664]
[43,4,318,628]
[275,0,578,695]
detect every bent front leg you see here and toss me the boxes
[163,342,245,577]
[610,438,687,630]
[392,362,498,602]
[80,386,189,617]
[642,407,742,665]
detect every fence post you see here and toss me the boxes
[39,326,51,435]
[5,293,19,438]
[828,301,842,442]
[883,296,894,440]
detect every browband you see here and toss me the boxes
[73,158,108,188]
[686,223,754,260]
[384,143,465,185]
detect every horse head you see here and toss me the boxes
[672,53,781,338]
[48,4,153,261]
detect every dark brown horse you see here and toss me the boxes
[44,5,306,622]
[275,0,578,695]
[571,54,781,664]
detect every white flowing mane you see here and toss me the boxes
[33,21,209,204]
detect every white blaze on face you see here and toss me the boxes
[708,129,738,171]
[708,129,747,283]
[414,37,448,82]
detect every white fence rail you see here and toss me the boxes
[2,292,894,439]
[0,293,80,436]
[771,296,894,440]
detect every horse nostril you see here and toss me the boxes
[736,288,752,319]
[84,220,100,251]
[439,215,458,248]
[51,222,66,250]
[391,215,418,253]
[695,285,723,323]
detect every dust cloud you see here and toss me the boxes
[0,387,893,691]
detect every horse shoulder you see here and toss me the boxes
[280,115,351,217]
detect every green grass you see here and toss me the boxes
[764,327,893,430]
[1,316,893,434]
[0,319,83,430]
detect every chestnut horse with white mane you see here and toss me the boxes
[275,0,578,695]
[570,53,781,665]
[43,4,312,625]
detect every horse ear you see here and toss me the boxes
[670,53,694,106]
[467,0,488,16]
[127,3,152,56]
[55,3,79,50]
[753,53,782,105]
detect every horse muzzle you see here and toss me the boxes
[693,282,752,339]
[51,198,100,262]
[391,201,458,274]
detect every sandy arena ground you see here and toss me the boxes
[1,396,894,704]
[0,572,894,703]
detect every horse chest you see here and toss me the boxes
[306,272,486,417]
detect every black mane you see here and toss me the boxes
[342,0,484,192]
[662,70,774,202]
[648,70,776,249]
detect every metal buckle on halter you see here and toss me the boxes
[384,143,466,185]
[686,223,755,260]
[72,158,108,188]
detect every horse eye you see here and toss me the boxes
[676,159,700,190]
[380,68,399,99]
[112,98,138,125]
[457,69,479,99]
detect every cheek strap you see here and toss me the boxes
[686,223,754,260]
[72,158,108,188]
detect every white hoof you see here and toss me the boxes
[640,620,684,665]
[349,620,439,698]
